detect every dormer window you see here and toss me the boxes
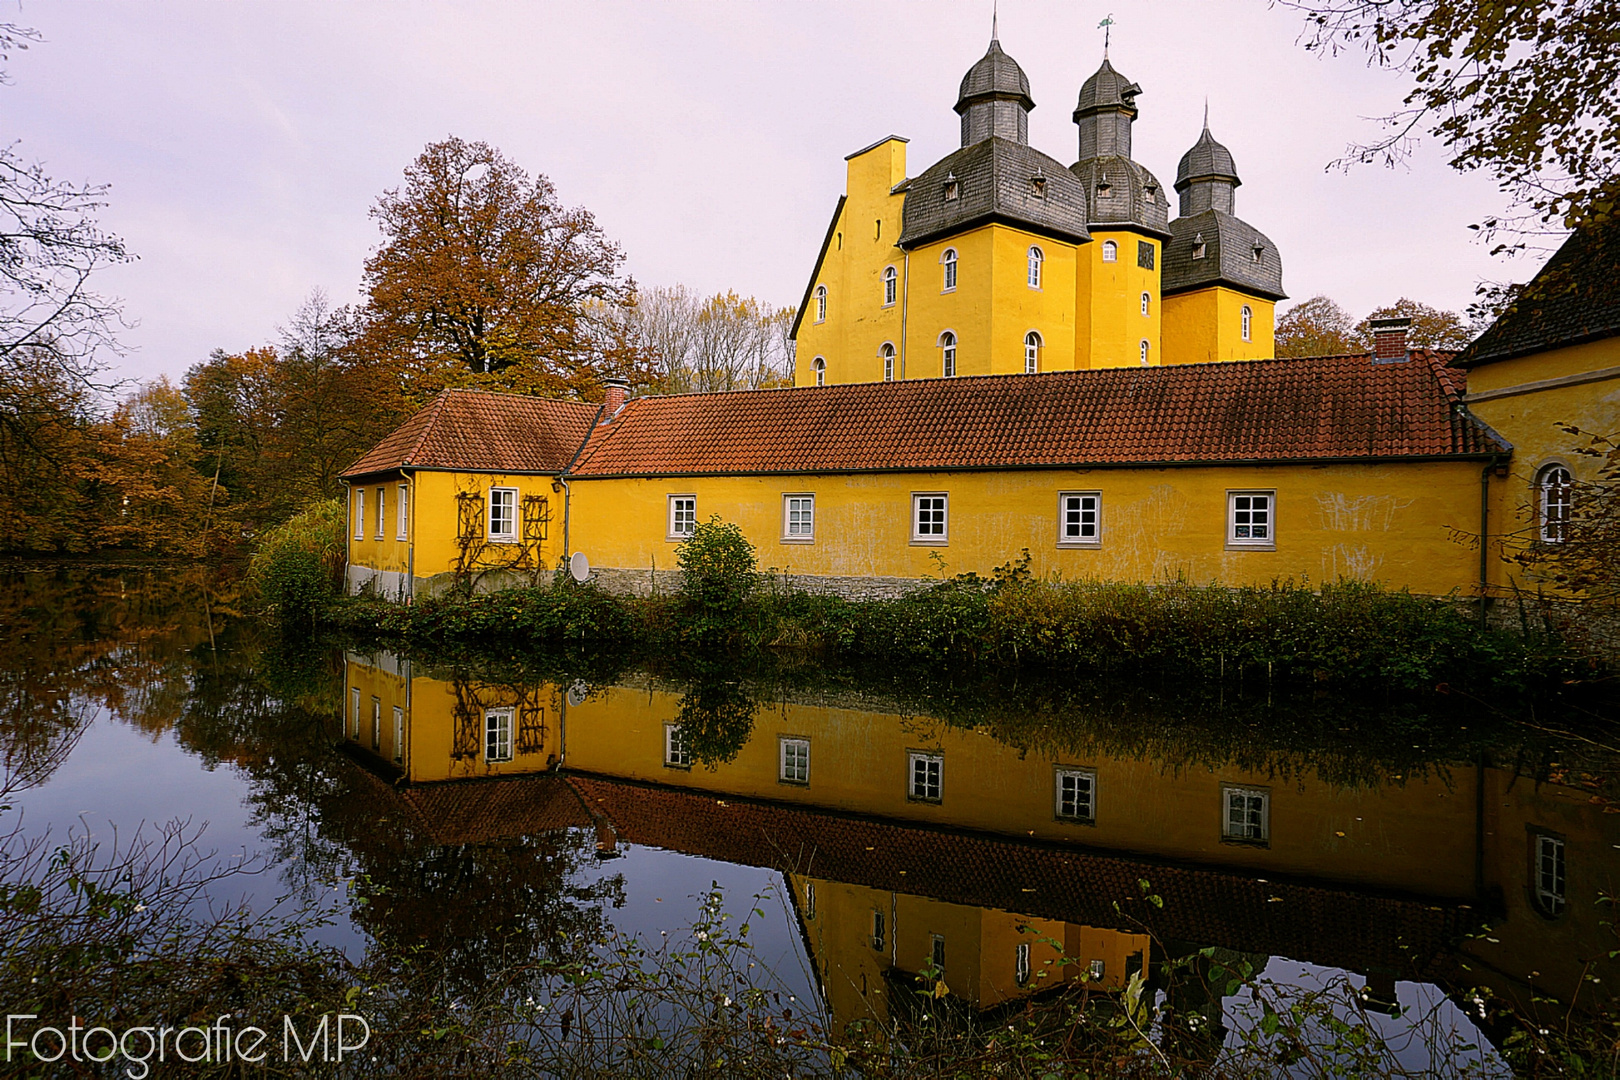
[1252,242,1265,263]
[943,172,959,201]
[1031,168,1047,198]
[1095,171,1112,197]
[1144,183,1158,199]
[1191,232,1207,260]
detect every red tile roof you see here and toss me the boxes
[566,774,1470,978]
[341,388,599,480]
[569,353,1503,478]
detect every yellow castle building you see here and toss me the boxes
[339,36,1619,610]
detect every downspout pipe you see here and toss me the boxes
[1479,455,1499,629]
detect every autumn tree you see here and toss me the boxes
[622,286,794,394]
[1274,296,1359,358]
[87,378,215,555]
[359,137,638,404]
[1282,0,1620,233]
[1354,297,1472,351]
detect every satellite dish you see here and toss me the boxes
[569,551,590,583]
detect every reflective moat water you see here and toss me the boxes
[4,564,1615,1071]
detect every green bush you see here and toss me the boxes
[676,517,758,639]
[247,497,345,622]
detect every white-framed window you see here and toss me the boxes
[1534,834,1566,916]
[814,285,827,323]
[488,486,518,542]
[1015,942,1032,985]
[1024,331,1041,373]
[871,909,886,950]
[668,495,697,539]
[812,356,826,387]
[883,266,898,307]
[1241,304,1253,342]
[396,483,409,540]
[880,342,896,382]
[911,493,947,543]
[353,489,365,541]
[1101,240,1117,263]
[485,708,513,763]
[1139,339,1150,366]
[349,686,361,739]
[1058,492,1100,546]
[780,736,810,784]
[1055,767,1097,822]
[392,706,404,765]
[1228,491,1274,547]
[1027,246,1043,289]
[783,494,815,542]
[664,722,690,768]
[371,696,382,751]
[1141,291,1151,317]
[1221,785,1270,843]
[940,331,957,377]
[1538,464,1572,543]
[941,248,958,291]
[908,750,943,801]
[375,487,386,539]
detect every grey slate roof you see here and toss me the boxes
[1163,209,1285,300]
[1074,57,1141,115]
[1068,155,1171,235]
[1456,219,1620,367]
[899,137,1091,248]
[1176,125,1240,187]
[956,38,1034,113]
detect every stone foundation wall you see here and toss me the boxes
[1482,593,1620,666]
[585,566,931,601]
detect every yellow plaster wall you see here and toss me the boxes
[1076,231,1161,368]
[568,460,1486,594]
[1161,287,1275,366]
[346,474,412,577]
[348,470,565,581]
[903,229,998,379]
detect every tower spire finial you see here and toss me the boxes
[1098,12,1114,57]
[1203,97,1209,132]
[991,0,998,43]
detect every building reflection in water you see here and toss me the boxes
[342,652,1613,1038]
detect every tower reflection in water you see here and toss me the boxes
[341,651,1611,1038]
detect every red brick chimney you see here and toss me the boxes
[1369,317,1412,361]
[599,377,630,422]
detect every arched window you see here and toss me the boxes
[1241,305,1253,342]
[1027,246,1043,289]
[880,342,896,382]
[1024,331,1041,373]
[1101,240,1117,263]
[1539,464,1572,542]
[815,286,827,323]
[1141,291,1151,317]
[1139,340,1150,366]
[883,266,897,307]
[940,331,957,378]
[941,249,958,291]
[812,356,826,387]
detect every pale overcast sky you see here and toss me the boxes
[8,0,1528,387]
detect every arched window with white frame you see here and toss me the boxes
[1241,305,1253,342]
[939,331,957,378]
[883,266,897,307]
[1024,331,1041,373]
[1538,464,1572,542]
[880,342,896,381]
[1027,246,1043,289]
[1141,291,1151,317]
[812,356,826,387]
[941,248,958,291]
[815,285,827,323]
[1139,339,1150,366]
[1101,240,1117,263]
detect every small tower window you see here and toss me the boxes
[1101,240,1117,263]
[1095,171,1112,197]
[943,172,959,201]
[1191,232,1207,260]
[812,356,826,387]
[883,266,897,307]
[1137,241,1155,270]
[1024,331,1041,374]
[875,218,882,241]
[1139,340,1150,366]
[1252,242,1265,263]
[942,248,958,291]
[1241,305,1253,342]
[1031,168,1047,198]
[1027,246,1043,289]
[880,342,896,382]
[1141,292,1151,317]
[940,331,957,378]
[1538,464,1573,542]
[815,285,827,323]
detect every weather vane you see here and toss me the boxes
[1098,13,1115,55]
